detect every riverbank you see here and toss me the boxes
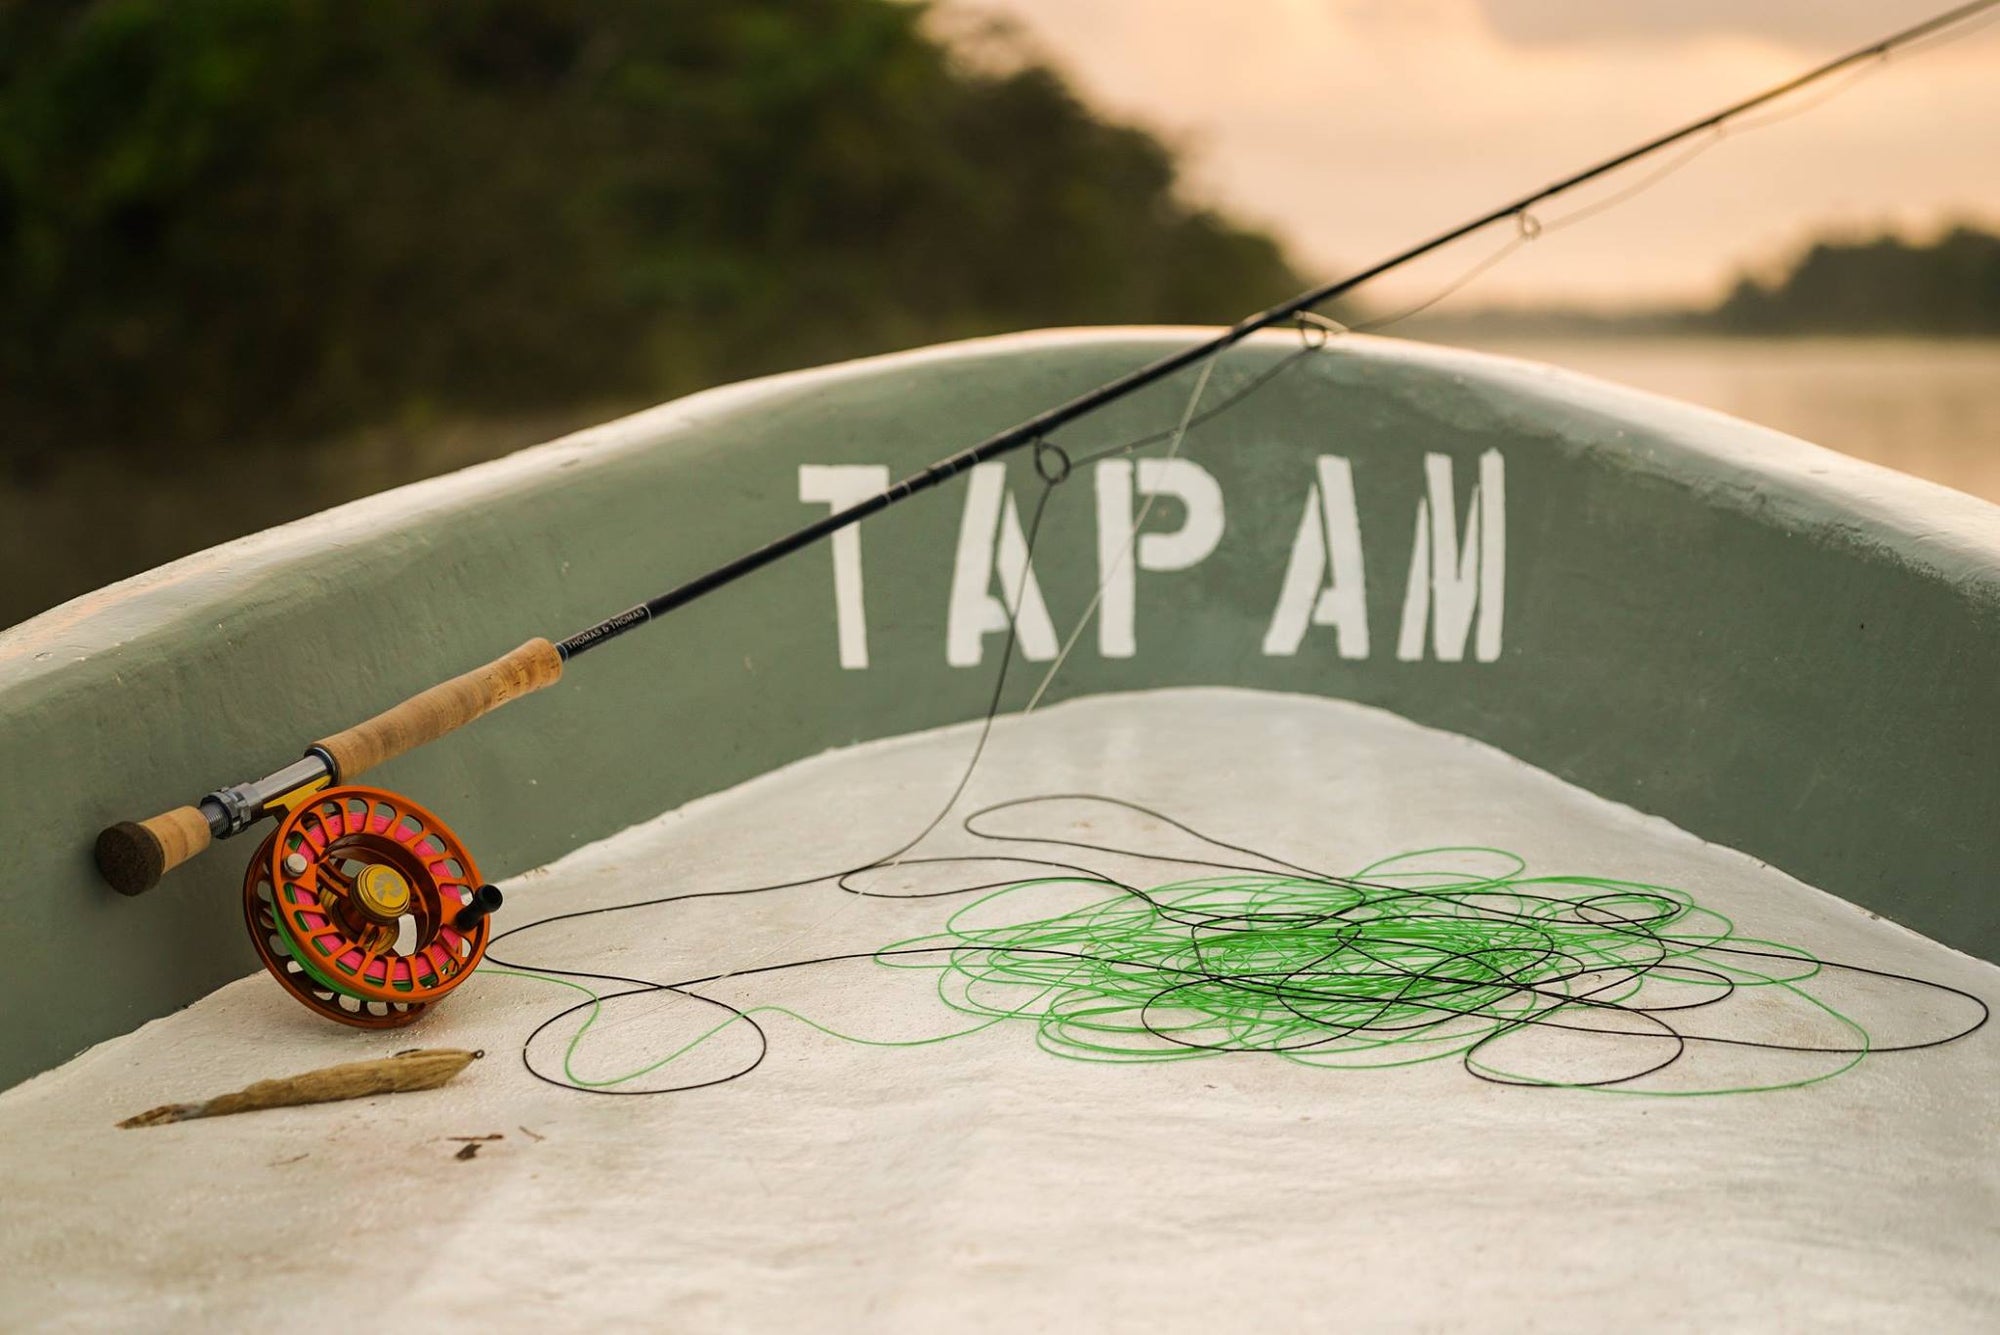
[1432,335,2000,505]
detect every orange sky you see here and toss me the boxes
[934,0,2000,309]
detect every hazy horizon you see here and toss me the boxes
[935,0,2000,312]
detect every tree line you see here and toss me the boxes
[0,0,1303,468]
[1711,226,2000,336]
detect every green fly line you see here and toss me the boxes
[481,274,1987,1099]
[478,372,1989,1099]
[486,835,1988,1098]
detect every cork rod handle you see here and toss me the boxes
[314,638,564,780]
[96,639,564,897]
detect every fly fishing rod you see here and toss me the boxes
[93,0,1999,1030]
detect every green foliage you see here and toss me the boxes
[1713,226,2000,335]
[0,0,1303,463]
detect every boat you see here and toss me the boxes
[2,329,1996,1325]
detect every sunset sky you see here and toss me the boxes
[934,0,2000,309]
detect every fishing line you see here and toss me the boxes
[1022,349,1222,715]
[490,793,1988,1097]
[485,458,1066,1038]
[1336,9,1992,335]
[484,328,1257,1025]
[484,343,1291,1085]
[1054,332,1327,471]
[484,345,1988,1097]
[1348,231,1536,335]
[551,337,1268,1013]
[468,1,1999,1095]
[114,2,2000,915]
[539,0,2000,667]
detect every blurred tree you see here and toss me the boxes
[1714,226,2000,335]
[0,0,1304,469]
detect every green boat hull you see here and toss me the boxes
[3,328,1995,1089]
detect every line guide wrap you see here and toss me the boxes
[91,0,2000,1029]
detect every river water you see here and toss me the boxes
[1448,337,2000,504]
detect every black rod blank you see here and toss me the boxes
[554,0,1998,662]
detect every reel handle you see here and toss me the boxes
[313,637,563,780]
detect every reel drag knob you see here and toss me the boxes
[241,786,495,1029]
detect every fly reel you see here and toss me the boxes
[242,786,502,1028]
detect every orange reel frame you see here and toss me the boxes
[242,786,492,1028]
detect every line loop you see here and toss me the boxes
[1294,311,1347,349]
[1032,436,1073,487]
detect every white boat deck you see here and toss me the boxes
[3,689,1995,1331]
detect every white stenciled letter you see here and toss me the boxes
[946,463,1057,667]
[1396,450,1505,663]
[1262,456,1369,658]
[798,464,891,669]
[1094,458,1226,658]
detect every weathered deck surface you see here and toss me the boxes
[3,690,1994,1331]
